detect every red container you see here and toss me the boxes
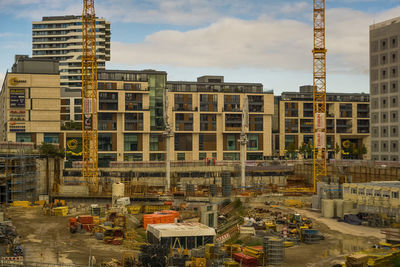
[68,217,77,227]
[233,253,257,266]
[79,215,93,224]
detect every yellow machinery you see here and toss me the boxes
[312,0,327,192]
[82,0,99,193]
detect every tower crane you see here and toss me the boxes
[239,96,249,190]
[312,0,327,192]
[81,0,98,193]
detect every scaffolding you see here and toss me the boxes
[0,142,38,204]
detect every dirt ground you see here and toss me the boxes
[7,207,131,266]
[6,205,384,266]
[284,208,382,267]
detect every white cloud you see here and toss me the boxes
[111,17,312,71]
[109,5,400,76]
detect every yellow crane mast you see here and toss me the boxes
[82,0,98,193]
[312,0,327,192]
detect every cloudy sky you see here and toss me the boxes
[0,0,399,94]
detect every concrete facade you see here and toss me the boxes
[0,56,60,145]
[343,182,400,218]
[370,17,400,161]
[276,86,370,160]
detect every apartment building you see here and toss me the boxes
[370,17,400,161]
[62,73,274,167]
[166,76,274,162]
[277,85,370,159]
[63,69,167,167]
[0,55,61,145]
[32,15,111,127]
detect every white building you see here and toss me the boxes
[32,15,111,125]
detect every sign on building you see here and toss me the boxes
[314,132,325,149]
[315,112,325,129]
[10,89,25,108]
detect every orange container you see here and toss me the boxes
[153,214,162,224]
[164,201,173,205]
[161,210,180,219]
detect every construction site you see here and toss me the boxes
[1,0,400,267]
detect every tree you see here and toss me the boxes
[286,143,297,160]
[39,142,65,158]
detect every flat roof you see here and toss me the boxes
[147,223,216,239]
[167,80,262,86]
[370,16,400,30]
[98,69,167,75]
[345,181,400,189]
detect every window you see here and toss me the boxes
[124,153,143,161]
[177,153,185,161]
[150,153,165,161]
[300,119,313,133]
[98,113,117,130]
[224,95,240,111]
[200,114,217,131]
[391,111,398,122]
[199,153,207,160]
[225,134,239,151]
[200,94,218,111]
[99,92,118,110]
[248,95,264,112]
[74,98,82,105]
[98,133,113,151]
[123,83,141,90]
[74,114,82,121]
[124,134,142,151]
[285,103,298,117]
[16,133,31,143]
[247,152,263,160]
[125,113,143,130]
[351,188,357,194]
[174,134,192,151]
[61,99,70,105]
[174,94,193,111]
[150,134,165,151]
[199,134,216,151]
[336,119,352,133]
[225,114,242,131]
[249,115,263,131]
[392,192,399,199]
[303,103,313,117]
[391,126,398,137]
[44,133,59,144]
[340,104,352,117]
[391,97,398,107]
[247,134,263,151]
[125,93,143,110]
[285,119,298,133]
[175,113,193,131]
[357,120,369,134]
[223,152,240,160]
[98,153,116,168]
